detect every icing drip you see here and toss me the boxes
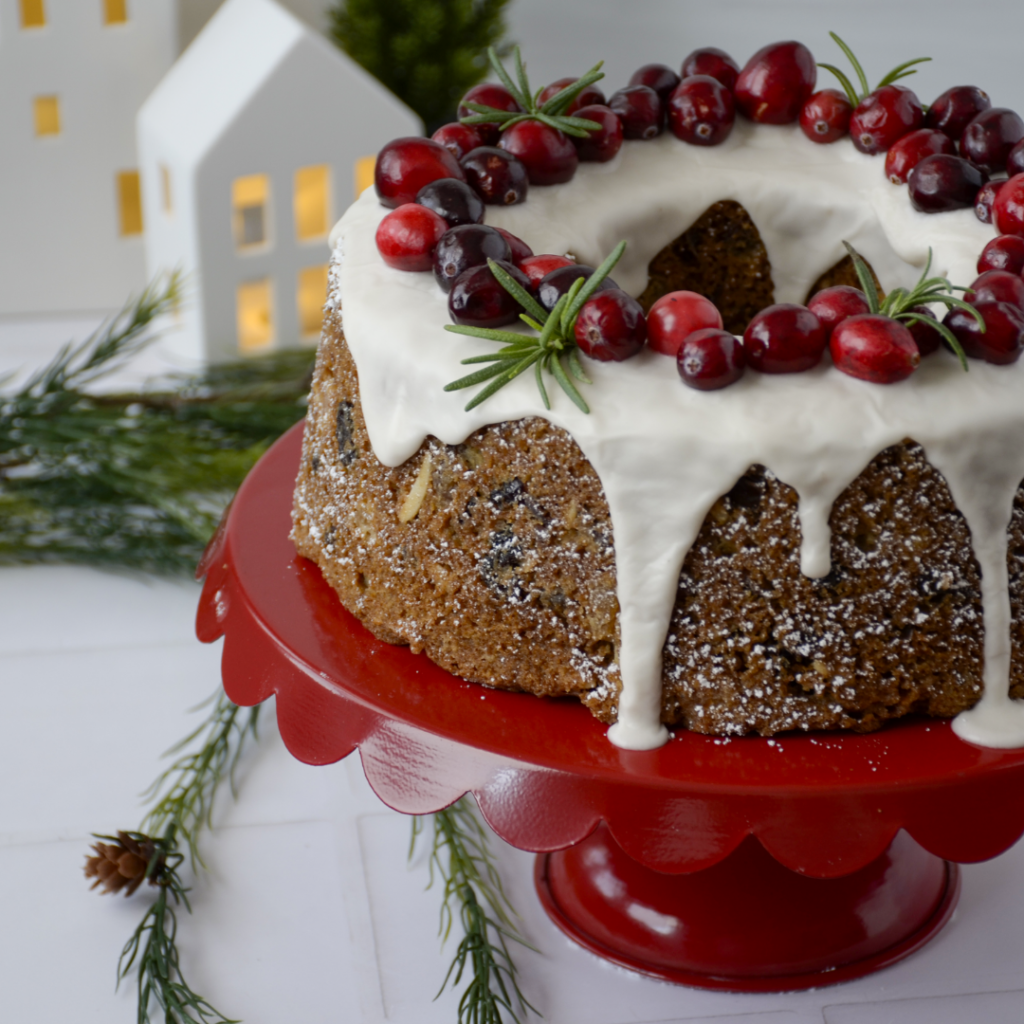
[331,121,1024,751]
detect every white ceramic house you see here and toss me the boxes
[0,0,177,316]
[137,0,421,363]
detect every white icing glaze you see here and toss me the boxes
[330,121,1024,751]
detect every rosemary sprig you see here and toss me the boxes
[412,798,538,1024]
[460,45,604,138]
[444,240,627,412]
[820,31,931,108]
[843,241,982,370]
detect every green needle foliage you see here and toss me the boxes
[820,31,931,107]
[412,799,538,1024]
[327,0,513,132]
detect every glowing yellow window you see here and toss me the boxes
[20,0,46,28]
[354,156,375,199]
[297,265,329,338]
[103,0,128,24]
[233,174,269,250]
[34,96,60,136]
[294,165,330,242]
[237,280,274,352]
[117,171,143,236]
[160,164,173,215]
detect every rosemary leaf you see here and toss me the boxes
[549,353,591,414]
[534,357,550,410]
[464,354,539,411]
[445,359,524,392]
[563,241,627,326]
[829,31,869,98]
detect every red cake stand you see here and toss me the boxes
[197,422,1024,992]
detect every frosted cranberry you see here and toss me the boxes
[743,303,826,373]
[499,121,578,185]
[830,315,920,384]
[969,270,1024,311]
[807,286,871,339]
[994,173,1024,236]
[432,224,511,292]
[537,265,619,312]
[943,301,1024,364]
[495,228,533,264]
[608,85,664,139]
[975,180,1005,224]
[537,77,606,113]
[884,129,955,184]
[647,291,723,356]
[978,235,1024,275]
[375,138,466,209]
[850,85,924,155]
[925,85,991,141]
[574,290,647,361]
[668,75,735,146]
[680,48,740,93]
[629,63,681,101]
[1009,140,1024,178]
[908,154,987,213]
[518,254,575,289]
[448,261,531,328]
[734,41,816,125]
[458,83,522,145]
[572,104,624,162]
[460,147,529,205]
[415,178,484,227]
[800,90,852,144]
[432,122,486,161]
[375,204,448,271]
[960,108,1024,174]
[905,306,942,356]
[677,329,746,390]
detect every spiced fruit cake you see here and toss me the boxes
[292,37,1024,749]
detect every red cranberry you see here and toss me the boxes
[960,108,1024,174]
[677,329,746,390]
[460,147,529,205]
[415,178,484,227]
[495,228,533,264]
[431,123,486,161]
[925,86,991,141]
[572,104,624,162]
[807,286,871,339]
[884,129,955,184]
[978,235,1024,275]
[629,63,681,101]
[537,264,619,312]
[904,306,943,356]
[646,291,723,356]
[908,154,987,213]
[574,290,647,361]
[994,173,1024,236]
[969,270,1024,311]
[799,90,852,144]
[499,121,578,185]
[458,83,522,145]
[850,85,924,155]
[1009,139,1024,177]
[519,254,575,289]
[975,180,1006,224]
[375,204,448,272]
[432,224,511,292]
[734,41,816,125]
[680,48,740,93]
[448,261,531,328]
[830,315,920,384]
[743,303,827,373]
[537,77,606,113]
[608,85,664,139]
[943,301,1024,364]
[668,75,735,146]
[375,138,466,209]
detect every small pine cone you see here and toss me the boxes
[84,832,161,896]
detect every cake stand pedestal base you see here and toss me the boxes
[535,825,960,992]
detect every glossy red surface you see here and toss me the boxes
[199,421,1024,988]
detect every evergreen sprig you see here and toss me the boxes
[843,241,981,369]
[460,45,604,138]
[444,241,627,413]
[412,799,538,1024]
[820,31,931,108]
